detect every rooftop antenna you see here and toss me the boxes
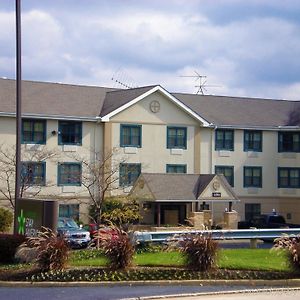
[111,67,138,89]
[180,71,221,95]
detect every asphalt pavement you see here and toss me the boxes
[1,285,298,300]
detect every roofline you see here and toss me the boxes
[214,124,300,131]
[0,77,116,90]
[173,91,300,103]
[101,85,212,126]
[0,112,98,122]
[148,199,240,203]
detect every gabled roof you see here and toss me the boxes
[174,93,300,128]
[0,78,115,120]
[0,78,299,128]
[101,85,211,125]
[135,173,238,201]
[100,85,156,117]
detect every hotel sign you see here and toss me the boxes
[17,198,58,237]
[212,192,221,197]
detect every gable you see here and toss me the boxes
[109,90,200,126]
[130,175,155,201]
[101,85,210,126]
[198,175,238,201]
[130,173,238,203]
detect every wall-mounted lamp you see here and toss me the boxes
[51,130,57,136]
[143,203,151,210]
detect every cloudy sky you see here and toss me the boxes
[1,0,300,100]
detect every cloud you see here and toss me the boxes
[0,1,300,100]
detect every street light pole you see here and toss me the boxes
[14,0,22,234]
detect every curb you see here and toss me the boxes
[134,287,300,300]
[1,279,300,288]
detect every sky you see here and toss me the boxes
[1,0,300,100]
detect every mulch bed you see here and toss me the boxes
[0,266,299,282]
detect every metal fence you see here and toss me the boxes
[134,228,300,245]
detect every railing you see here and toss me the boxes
[134,228,300,248]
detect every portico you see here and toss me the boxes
[131,173,240,229]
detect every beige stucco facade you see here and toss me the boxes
[0,116,104,223]
[0,82,299,227]
[104,90,300,225]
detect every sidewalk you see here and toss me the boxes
[144,288,300,300]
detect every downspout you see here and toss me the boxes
[211,125,217,173]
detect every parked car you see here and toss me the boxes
[57,217,91,249]
[83,223,119,247]
[238,212,300,229]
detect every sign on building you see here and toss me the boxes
[16,198,58,236]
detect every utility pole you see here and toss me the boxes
[14,0,22,234]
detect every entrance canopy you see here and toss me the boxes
[131,173,239,204]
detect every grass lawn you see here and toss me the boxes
[218,249,290,272]
[70,248,290,272]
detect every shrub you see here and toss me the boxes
[99,225,135,269]
[273,234,300,272]
[168,232,219,271]
[0,234,26,263]
[136,242,166,254]
[0,208,13,232]
[19,227,69,271]
[96,196,140,226]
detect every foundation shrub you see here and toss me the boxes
[169,232,219,271]
[0,208,13,232]
[0,234,26,263]
[273,235,300,272]
[100,226,135,269]
[19,227,69,272]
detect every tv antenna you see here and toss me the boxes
[180,71,220,95]
[111,67,138,89]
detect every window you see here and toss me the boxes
[215,166,234,187]
[244,130,262,152]
[59,204,79,221]
[278,132,300,152]
[244,166,262,188]
[167,127,187,149]
[215,129,234,151]
[58,163,82,186]
[278,168,300,188]
[120,124,141,147]
[21,162,46,185]
[22,119,46,144]
[119,163,141,186]
[58,121,82,145]
[245,203,261,221]
[166,164,187,173]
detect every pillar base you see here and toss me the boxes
[223,211,238,229]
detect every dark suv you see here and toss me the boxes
[57,217,91,249]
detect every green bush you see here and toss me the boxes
[273,235,300,272]
[0,208,13,232]
[100,226,135,269]
[97,196,140,226]
[19,227,69,272]
[0,234,26,263]
[136,242,166,254]
[168,232,219,271]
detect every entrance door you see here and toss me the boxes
[155,204,187,226]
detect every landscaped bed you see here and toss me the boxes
[0,248,298,282]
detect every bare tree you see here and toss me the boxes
[0,144,57,209]
[67,148,127,225]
